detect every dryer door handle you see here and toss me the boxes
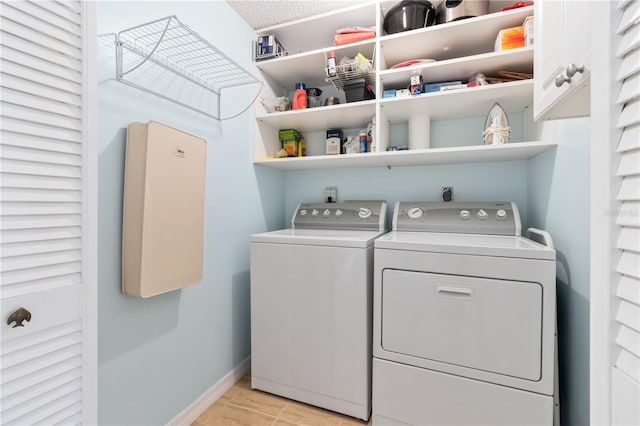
[436,285,473,297]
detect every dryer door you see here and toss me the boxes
[381,269,543,381]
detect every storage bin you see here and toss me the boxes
[344,78,375,103]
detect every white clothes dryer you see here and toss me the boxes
[372,202,557,426]
[251,202,387,421]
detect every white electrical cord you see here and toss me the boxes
[482,123,511,145]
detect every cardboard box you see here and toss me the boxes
[279,129,305,157]
[495,25,524,51]
[523,16,534,46]
[255,34,285,61]
[410,75,423,95]
[326,129,343,155]
[423,81,462,93]
[383,89,397,98]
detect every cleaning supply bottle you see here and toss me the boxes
[292,82,307,110]
[327,51,337,77]
[368,116,376,152]
[359,130,368,153]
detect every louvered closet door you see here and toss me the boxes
[0,1,90,425]
[612,0,640,424]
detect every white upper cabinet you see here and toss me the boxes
[533,0,592,120]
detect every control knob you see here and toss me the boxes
[299,209,308,217]
[358,207,372,219]
[460,210,470,220]
[323,209,331,217]
[477,209,488,220]
[496,209,507,220]
[311,209,319,217]
[407,207,424,219]
[335,209,343,218]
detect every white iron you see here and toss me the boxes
[483,102,511,145]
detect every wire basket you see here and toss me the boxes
[325,59,376,92]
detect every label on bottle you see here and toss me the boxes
[328,57,337,77]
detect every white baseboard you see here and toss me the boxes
[168,356,251,426]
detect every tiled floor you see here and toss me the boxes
[192,374,372,426]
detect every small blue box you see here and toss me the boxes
[422,81,462,93]
[382,90,396,98]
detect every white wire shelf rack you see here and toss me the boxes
[325,48,376,93]
[116,15,260,120]
[325,60,376,91]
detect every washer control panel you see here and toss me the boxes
[294,202,387,231]
[394,202,521,235]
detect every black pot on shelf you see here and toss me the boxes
[383,0,436,35]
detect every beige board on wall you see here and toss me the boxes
[122,121,207,298]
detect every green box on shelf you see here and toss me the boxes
[279,129,302,142]
[279,129,305,157]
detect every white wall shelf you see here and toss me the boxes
[256,2,377,56]
[256,100,376,133]
[252,1,539,170]
[379,5,533,68]
[256,40,376,91]
[380,47,533,89]
[380,80,533,122]
[254,141,557,170]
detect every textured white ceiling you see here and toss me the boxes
[227,0,368,30]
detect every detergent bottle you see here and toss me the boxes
[292,82,308,110]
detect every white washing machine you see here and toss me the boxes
[251,201,387,420]
[372,202,557,426]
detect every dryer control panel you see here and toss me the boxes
[394,202,521,236]
[293,202,386,231]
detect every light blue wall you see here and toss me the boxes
[95,2,590,425]
[284,161,529,228]
[527,117,590,426]
[284,113,528,225]
[97,2,284,424]
[285,115,591,426]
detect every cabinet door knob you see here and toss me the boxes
[7,307,32,328]
[555,73,571,87]
[566,63,585,78]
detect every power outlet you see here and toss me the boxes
[442,186,453,202]
[325,187,338,203]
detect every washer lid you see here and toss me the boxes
[251,228,387,248]
[375,231,555,260]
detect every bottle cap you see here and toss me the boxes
[328,51,336,58]
[295,82,306,90]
